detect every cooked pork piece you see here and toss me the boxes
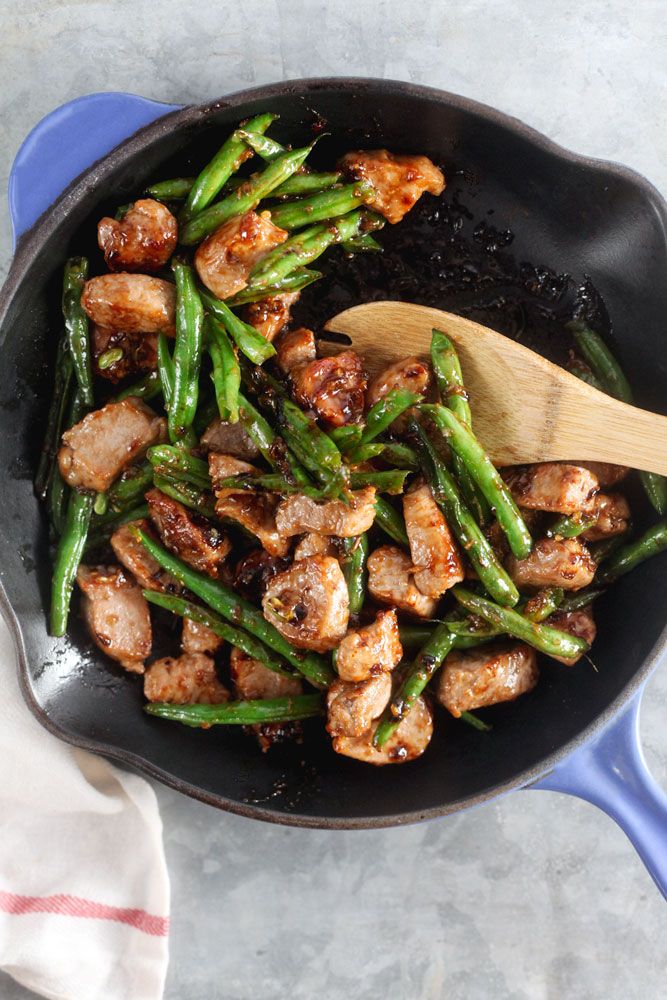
[503,463,599,514]
[77,565,152,673]
[582,493,630,542]
[293,532,338,561]
[229,648,303,751]
[326,672,392,738]
[146,488,231,577]
[208,453,259,481]
[366,356,432,408]
[81,273,176,336]
[276,326,317,373]
[209,457,289,557]
[507,537,596,591]
[437,642,539,717]
[110,519,179,593]
[291,351,368,427]
[338,149,445,224]
[194,210,288,301]
[97,199,178,273]
[403,484,464,597]
[233,549,291,601]
[242,290,300,342]
[262,555,349,652]
[91,324,158,383]
[336,610,402,683]
[545,608,597,665]
[144,652,229,704]
[200,417,260,460]
[275,487,377,538]
[367,545,438,618]
[181,618,224,656]
[577,461,629,487]
[332,695,433,764]
[58,398,166,493]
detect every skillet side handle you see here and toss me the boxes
[8,92,180,246]
[531,684,667,900]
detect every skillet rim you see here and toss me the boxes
[1,76,666,829]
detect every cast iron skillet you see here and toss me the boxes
[1,81,666,851]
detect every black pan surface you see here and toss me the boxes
[1,79,666,828]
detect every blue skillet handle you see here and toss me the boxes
[8,92,182,246]
[532,682,667,900]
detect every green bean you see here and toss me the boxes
[152,475,216,519]
[566,356,606,392]
[341,534,368,616]
[133,527,334,686]
[522,587,565,622]
[397,624,494,653]
[50,490,94,636]
[144,591,296,677]
[225,268,322,306]
[589,534,627,564]
[374,623,455,748]
[236,129,285,161]
[342,234,383,254]
[193,394,219,437]
[97,348,124,370]
[567,320,667,515]
[169,261,204,441]
[596,520,667,584]
[180,141,316,245]
[85,503,150,553]
[247,210,384,290]
[378,440,420,471]
[557,587,606,613]
[207,315,240,422]
[148,445,210,491]
[358,389,421,447]
[430,329,490,525]
[114,204,132,221]
[329,425,362,452]
[93,492,108,515]
[451,586,590,660]
[414,422,520,607]
[274,396,345,493]
[237,393,311,487]
[145,694,324,728]
[272,171,341,198]
[200,290,276,364]
[345,443,386,465]
[62,258,93,408]
[422,404,532,559]
[113,369,162,403]
[106,461,153,513]
[182,112,276,220]
[460,712,492,732]
[546,512,597,538]
[216,469,406,497]
[157,333,175,409]
[146,177,195,201]
[374,497,409,547]
[268,182,373,231]
[35,336,74,500]
[47,388,87,535]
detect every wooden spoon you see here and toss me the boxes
[323,300,667,473]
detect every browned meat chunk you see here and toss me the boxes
[146,488,231,577]
[338,149,445,224]
[97,199,178,273]
[293,533,338,560]
[336,610,402,683]
[332,696,433,765]
[229,648,303,752]
[91,324,158,383]
[233,549,291,601]
[275,487,377,538]
[577,462,629,487]
[81,273,176,336]
[437,643,538,717]
[276,326,317,373]
[367,356,432,408]
[403,484,464,597]
[208,452,259,481]
[58,398,166,493]
[200,417,260,460]
[209,454,289,557]
[77,565,151,673]
[367,545,438,618]
[326,672,392,738]
[507,537,596,591]
[291,351,368,427]
[181,618,224,656]
[194,210,287,301]
[144,652,229,704]
[262,555,349,652]
[110,519,179,593]
[546,608,597,665]
[242,290,300,342]
[503,463,599,514]
[582,493,630,542]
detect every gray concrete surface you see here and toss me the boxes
[1,1,666,997]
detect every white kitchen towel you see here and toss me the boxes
[0,614,170,1000]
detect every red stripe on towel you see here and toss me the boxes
[0,890,168,936]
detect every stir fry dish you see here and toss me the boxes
[35,114,667,766]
